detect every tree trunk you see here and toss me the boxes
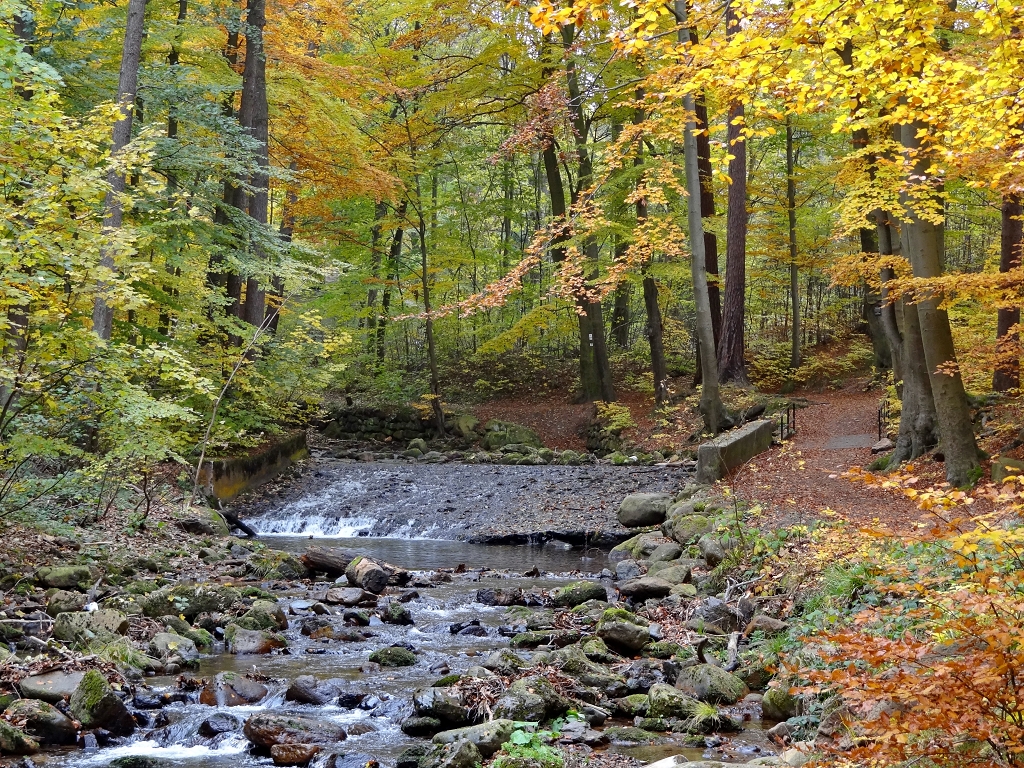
[717,1,748,384]
[267,172,296,334]
[239,0,269,328]
[889,296,939,464]
[993,193,1022,391]
[677,0,723,433]
[92,0,148,340]
[377,201,406,364]
[365,201,388,347]
[610,275,631,348]
[415,208,445,435]
[900,121,980,485]
[786,116,800,369]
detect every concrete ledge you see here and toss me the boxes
[696,419,775,483]
[198,431,309,501]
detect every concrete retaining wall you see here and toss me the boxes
[695,419,775,483]
[198,431,309,501]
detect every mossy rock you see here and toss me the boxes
[643,641,686,659]
[551,580,607,608]
[431,674,463,687]
[481,420,542,450]
[370,647,416,667]
[674,663,749,704]
[603,726,663,745]
[0,720,38,755]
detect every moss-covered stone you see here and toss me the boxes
[602,726,663,745]
[551,580,607,608]
[369,647,416,667]
[69,670,135,736]
[0,720,38,755]
[431,674,463,687]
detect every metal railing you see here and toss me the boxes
[779,402,797,440]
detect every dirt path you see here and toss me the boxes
[730,386,926,533]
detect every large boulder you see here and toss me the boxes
[761,687,799,720]
[698,535,728,567]
[432,720,515,758]
[237,600,288,632]
[369,647,416,667]
[149,632,200,666]
[617,493,674,528]
[45,590,87,617]
[598,620,650,655]
[413,687,471,726]
[650,564,691,585]
[649,543,682,562]
[139,584,241,621]
[69,670,135,736]
[3,699,76,745]
[551,581,607,608]
[199,672,269,706]
[52,609,128,642]
[665,515,714,546]
[692,597,742,633]
[481,650,526,677]
[20,670,85,704]
[481,420,542,450]
[176,507,230,537]
[225,624,287,654]
[549,645,627,697]
[243,712,346,747]
[674,664,748,704]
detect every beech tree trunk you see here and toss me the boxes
[993,194,1022,391]
[239,0,269,328]
[717,1,748,385]
[786,116,801,369]
[92,0,148,340]
[900,121,980,485]
[377,201,406,364]
[677,0,723,432]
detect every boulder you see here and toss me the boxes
[647,682,699,719]
[617,493,674,528]
[618,576,672,600]
[615,560,642,581]
[380,602,414,625]
[69,670,135,736]
[474,587,526,606]
[225,625,287,654]
[481,650,525,677]
[652,564,691,585]
[20,670,85,704]
[149,632,200,666]
[432,720,514,758]
[745,615,788,636]
[692,597,741,633]
[37,565,94,590]
[480,420,542,450]
[345,557,388,594]
[271,743,321,765]
[402,716,443,737]
[45,590,87,616]
[0,720,38,755]
[649,543,682,562]
[993,456,1024,483]
[597,620,650,654]
[871,438,894,454]
[199,672,269,706]
[493,676,570,722]
[285,676,346,706]
[761,687,799,721]
[674,664,748,704]
[52,609,128,642]
[3,699,76,745]
[413,687,470,726]
[237,600,288,632]
[199,713,242,737]
[176,508,230,537]
[243,712,346,747]
[139,584,241,621]
[666,515,714,546]
[698,536,727,567]
[369,647,416,667]
[551,581,607,608]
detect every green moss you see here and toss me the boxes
[431,674,463,687]
[187,628,214,651]
[241,586,276,600]
[369,647,416,667]
[74,669,109,713]
[599,607,642,625]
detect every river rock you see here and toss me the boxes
[649,543,682,562]
[46,590,88,616]
[647,683,699,719]
[226,624,286,654]
[238,600,289,631]
[325,587,366,606]
[551,580,607,607]
[665,514,714,546]
[243,712,346,747]
[617,493,673,527]
[674,664,748,704]
[652,564,692,585]
[746,615,788,635]
[286,676,346,706]
[20,670,85,704]
[271,743,321,765]
[370,646,416,666]
[52,609,128,642]
[761,687,799,720]
[345,557,388,594]
[149,632,200,666]
[474,587,525,606]
[610,694,650,718]
[413,687,470,726]
[615,560,642,581]
[549,645,627,697]
[432,720,514,758]
[69,670,135,736]
[199,713,242,736]
[493,675,570,722]
[698,535,727,567]
[692,597,741,633]
[618,576,672,600]
[421,739,483,768]
[200,672,269,706]
[0,720,38,755]
[481,649,525,676]
[380,602,414,625]
[139,584,241,620]
[37,565,94,590]
[4,699,77,745]
[402,716,443,737]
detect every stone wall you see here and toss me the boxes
[198,431,309,502]
[322,406,438,442]
[695,419,775,483]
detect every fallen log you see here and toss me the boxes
[301,546,356,577]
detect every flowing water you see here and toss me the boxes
[50,465,776,767]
